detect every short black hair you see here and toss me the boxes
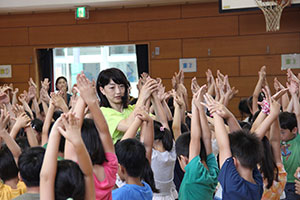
[175,132,207,161]
[18,147,45,187]
[229,129,263,169]
[115,138,147,178]
[154,121,173,152]
[279,112,297,131]
[96,68,130,108]
[81,118,106,165]
[55,76,68,91]
[55,160,85,200]
[31,118,43,133]
[0,146,18,182]
[175,133,190,158]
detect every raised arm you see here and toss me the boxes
[288,79,300,130]
[189,90,202,162]
[41,97,55,146]
[40,118,61,200]
[76,72,114,153]
[58,113,95,200]
[203,94,232,168]
[252,66,266,114]
[138,110,154,163]
[116,78,156,132]
[197,85,213,156]
[172,92,183,141]
[270,117,282,164]
[0,108,21,164]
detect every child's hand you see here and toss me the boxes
[191,77,200,95]
[14,112,31,129]
[12,104,25,117]
[50,92,67,110]
[192,85,207,109]
[136,107,152,123]
[287,79,299,96]
[0,92,10,105]
[41,78,50,91]
[0,108,10,131]
[58,112,82,146]
[76,72,98,104]
[258,66,266,81]
[202,94,231,119]
[274,77,285,92]
[18,92,27,103]
[295,167,300,195]
[139,78,158,101]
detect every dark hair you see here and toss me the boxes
[116,139,158,192]
[55,76,68,91]
[55,160,85,200]
[18,147,45,187]
[279,112,297,131]
[96,68,129,108]
[175,133,207,162]
[81,118,106,165]
[0,146,19,182]
[53,110,63,121]
[238,121,252,130]
[31,118,43,133]
[259,136,278,189]
[175,133,190,158]
[229,129,263,169]
[154,121,173,151]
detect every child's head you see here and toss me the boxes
[55,160,85,200]
[81,118,106,165]
[0,146,18,182]
[31,118,43,144]
[279,112,297,142]
[175,133,207,171]
[18,147,45,187]
[154,121,173,151]
[229,129,263,169]
[96,68,130,108]
[115,138,146,180]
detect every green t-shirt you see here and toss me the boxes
[179,153,219,200]
[101,105,135,144]
[281,133,300,183]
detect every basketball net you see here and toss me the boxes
[255,0,291,32]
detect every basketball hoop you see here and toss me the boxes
[255,0,291,32]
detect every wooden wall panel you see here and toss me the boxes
[183,33,300,57]
[0,12,75,28]
[0,28,28,46]
[150,40,182,59]
[150,59,178,78]
[78,6,180,24]
[151,57,239,79]
[0,46,33,64]
[29,23,128,45]
[240,55,286,76]
[239,11,300,35]
[197,57,239,77]
[0,65,29,83]
[181,2,260,18]
[10,83,28,95]
[129,16,238,41]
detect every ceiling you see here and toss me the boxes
[0,0,216,14]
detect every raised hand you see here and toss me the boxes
[58,112,82,145]
[50,92,68,112]
[287,79,299,96]
[12,104,25,117]
[139,77,158,101]
[191,77,200,95]
[0,92,10,105]
[41,78,50,91]
[14,112,31,129]
[75,72,98,104]
[0,107,10,131]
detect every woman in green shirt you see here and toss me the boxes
[96,68,157,143]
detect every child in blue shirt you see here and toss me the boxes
[203,93,264,200]
[112,108,155,200]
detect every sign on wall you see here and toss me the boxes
[179,58,197,72]
[281,54,300,70]
[0,65,12,78]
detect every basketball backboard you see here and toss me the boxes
[219,0,300,12]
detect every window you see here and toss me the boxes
[53,45,139,97]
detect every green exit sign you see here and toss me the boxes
[76,7,89,19]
